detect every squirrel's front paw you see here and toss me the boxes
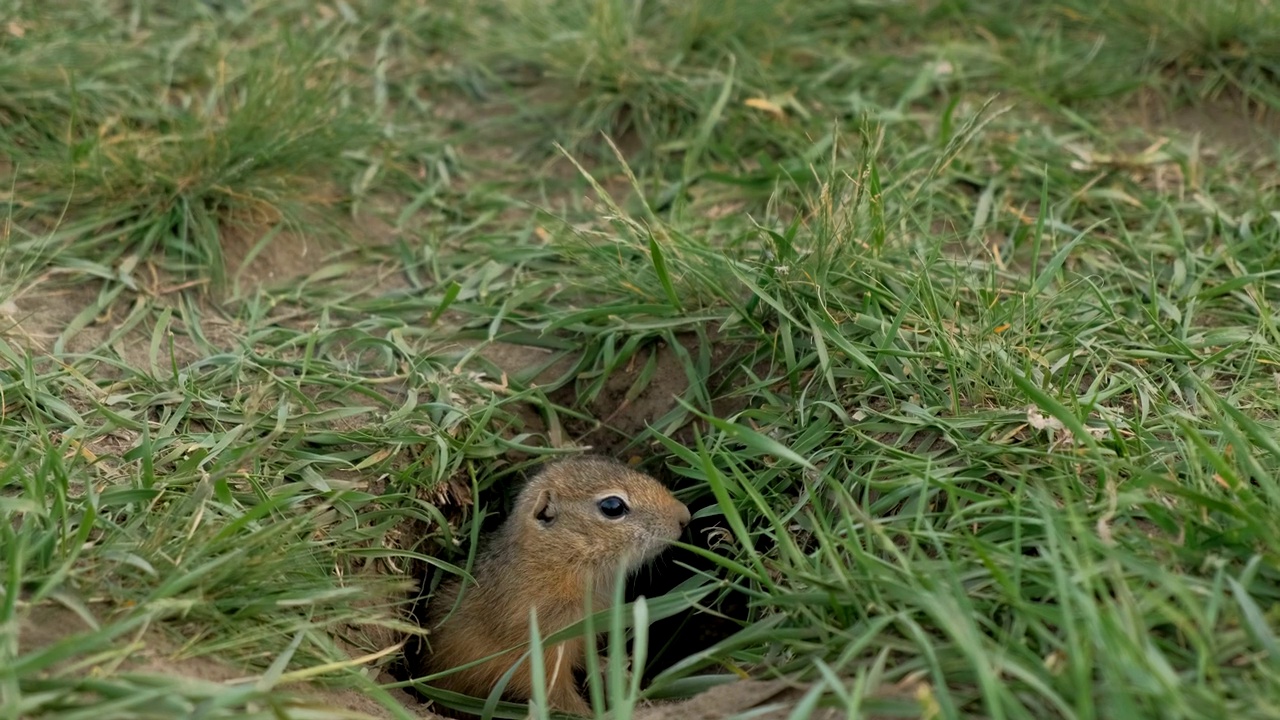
[599,654,634,688]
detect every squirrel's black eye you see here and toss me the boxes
[597,496,629,518]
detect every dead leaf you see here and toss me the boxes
[1026,407,1065,431]
[745,97,786,120]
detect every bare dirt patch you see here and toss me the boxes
[2,272,239,370]
[17,603,439,720]
[1,210,415,373]
[558,336,696,457]
[1,277,107,354]
[222,201,412,297]
[221,222,340,292]
[541,330,751,459]
[634,678,845,720]
[1116,90,1280,157]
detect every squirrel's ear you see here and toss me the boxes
[533,488,557,525]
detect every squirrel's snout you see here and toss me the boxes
[675,503,691,532]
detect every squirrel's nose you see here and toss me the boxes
[676,504,691,531]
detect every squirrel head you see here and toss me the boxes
[513,456,691,576]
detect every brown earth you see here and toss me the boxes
[16,602,440,720]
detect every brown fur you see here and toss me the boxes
[419,457,691,717]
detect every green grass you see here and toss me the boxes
[3,0,1280,718]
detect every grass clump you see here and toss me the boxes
[1093,0,1280,102]
[0,3,380,288]
[470,0,802,158]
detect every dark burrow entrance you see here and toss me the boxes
[388,333,762,716]
[388,457,751,717]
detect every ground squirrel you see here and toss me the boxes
[419,456,691,717]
